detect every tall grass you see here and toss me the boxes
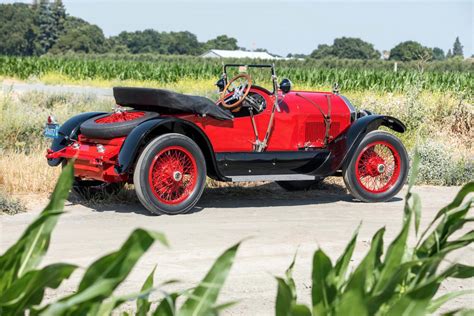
[1,55,472,92]
[0,85,472,197]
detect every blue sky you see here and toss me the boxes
[3,0,473,56]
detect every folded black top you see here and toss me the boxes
[113,87,233,120]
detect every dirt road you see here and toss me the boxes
[1,184,473,314]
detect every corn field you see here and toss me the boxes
[0,55,472,93]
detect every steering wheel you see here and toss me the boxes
[219,73,252,109]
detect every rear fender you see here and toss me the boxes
[115,118,227,181]
[313,115,406,176]
[47,112,106,166]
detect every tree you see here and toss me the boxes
[452,36,463,57]
[37,0,57,54]
[310,44,333,59]
[332,37,380,59]
[432,47,445,61]
[49,16,107,53]
[446,49,453,58]
[161,31,201,55]
[110,29,164,54]
[203,35,238,51]
[0,3,39,55]
[310,37,379,60]
[389,41,432,61]
[51,0,66,41]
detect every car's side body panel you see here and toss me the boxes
[180,88,353,152]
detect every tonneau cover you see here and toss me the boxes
[113,87,233,120]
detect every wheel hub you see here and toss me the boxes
[365,155,386,176]
[377,164,386,174]
[173,171,183,182]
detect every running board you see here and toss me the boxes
[230,174,317,182]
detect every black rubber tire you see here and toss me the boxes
[276,178,323,191]
[343,131,408,202]
[133,133,206,215]
[80,111,159,139]
[72,180,125,200]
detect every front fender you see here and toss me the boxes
[47,112,106,166]
[312,115,406,176]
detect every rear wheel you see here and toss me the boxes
[133,133,206,215]
[343,131,408,202]
[276,179,323,191]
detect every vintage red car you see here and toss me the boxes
[45,64,409,215]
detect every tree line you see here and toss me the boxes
[0,1,467,61]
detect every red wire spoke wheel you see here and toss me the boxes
[148,146,198,205]
[343,131,408,202]
[95,111,145,124]
[134,133,206,215]
[355,141,401,193]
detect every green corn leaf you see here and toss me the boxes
[79,229,167,291]
[95,285,159,316]
[427,290,474,313]
[333,223,360,288]
[290,303,312,316]
[211,301,239,315]
[374,208,411,293]
[311,249,334,315]
[440,263,474,279]
[275,277,294,316]
[367,259,424,314]
[41,229,167,316]
[0,163,73,294]
[433,182,474,222]
[0,263,76,314]
[417,199,472,259]
[335,288,368,316]
[412,193,422,235]
[418,182,473,243]
[345,228,385,294]
[385,279,440,316]
[285,253,298,301]
[153,293,178,316]
[179,243,240,316]
[137,265,157,316]
[441,309,474,316]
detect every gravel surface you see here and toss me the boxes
[1,185,473,314]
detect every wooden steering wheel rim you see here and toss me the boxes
[219,73,252,109]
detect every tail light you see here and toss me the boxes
[47,115,57,124]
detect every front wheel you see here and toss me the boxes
[133,133,206,215]
[343,131,408,202]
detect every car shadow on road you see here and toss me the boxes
[73,180,401,216]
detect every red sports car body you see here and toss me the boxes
[45,64,409,215]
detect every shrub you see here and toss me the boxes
[416,140,474,185]
[0,190,25,215]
